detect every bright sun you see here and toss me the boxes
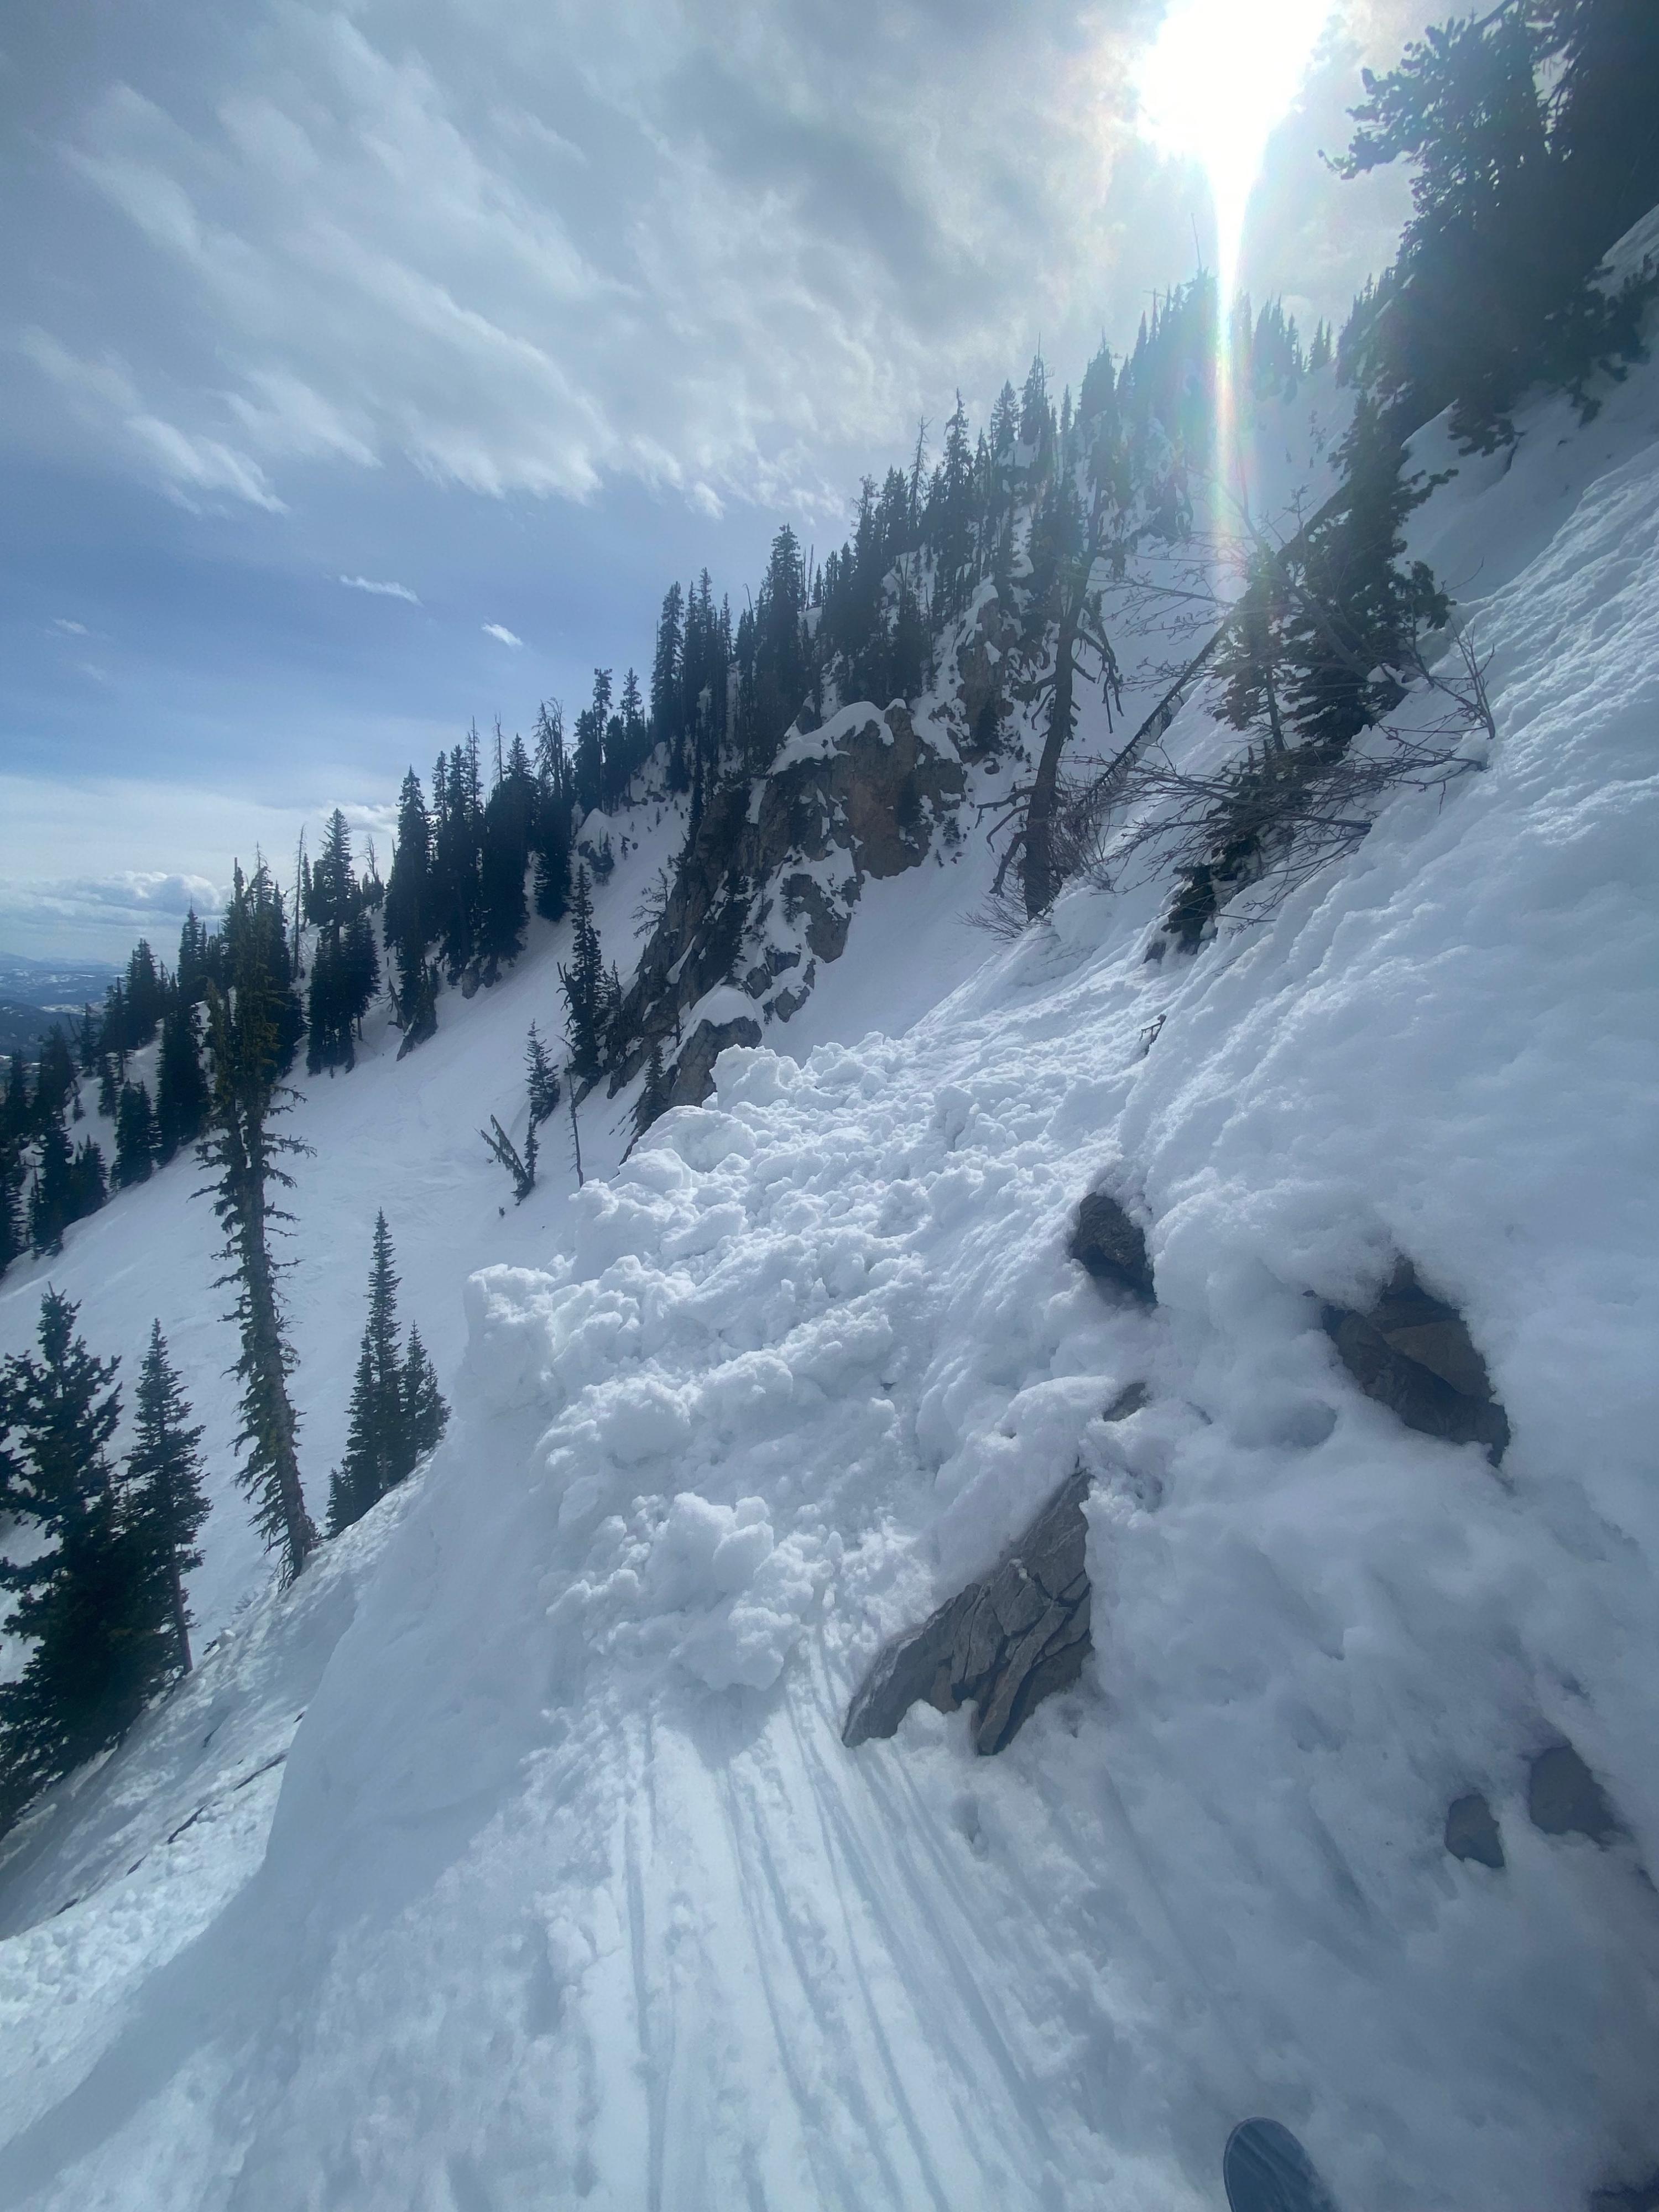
[1136,0,1333,295]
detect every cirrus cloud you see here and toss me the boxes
[341,574,420,603]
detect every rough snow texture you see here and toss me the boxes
[2,307,1659,2206]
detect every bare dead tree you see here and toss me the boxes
[481,1115,536,1203]
[1083,622,1495,949]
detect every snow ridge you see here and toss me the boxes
[2,330,1659,2208]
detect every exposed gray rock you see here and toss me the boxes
[1069,1191,1156,1306]
[1322,1259,1509,1464]
[953,591,1015,758]
[608,701,966,1094]
[843,1469,1092,1757]
[1103,1380,1150,1422]
[1444,1791,1505,1869]
[1527,1743,1622,1844]
[782,873,851,963]
[664,1016,763,1110]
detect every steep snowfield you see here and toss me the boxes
[4,319,1659,2206]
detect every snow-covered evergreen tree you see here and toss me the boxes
[202,861,317,1584]
[0,1293,174,1824]
[326,1211,408,1536]
[124,1321,210,1674]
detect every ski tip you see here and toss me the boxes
[1223,2118,1340,2212]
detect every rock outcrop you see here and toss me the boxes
[950,587,1015,757]
[843,1469,1091,1757]
[1322,1259,1509,1463]
[1068,1191,1156,1305]
[665,1016,764,1110]
[1527,1742,1622,1845]
[608,701,966,1094]
[1444,1790,1505,1869]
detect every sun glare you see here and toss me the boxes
[1136,0,1333,299]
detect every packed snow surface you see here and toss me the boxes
[3,335,1659,2207]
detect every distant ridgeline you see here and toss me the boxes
[2,0,1654,1286]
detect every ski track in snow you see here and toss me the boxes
[2,318,1659,2206]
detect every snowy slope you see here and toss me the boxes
[3,314,1659,2208]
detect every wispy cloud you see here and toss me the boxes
[53,617,88,635]
[19,326,286,512]
[482,622,522,647]
[341,573,420,603]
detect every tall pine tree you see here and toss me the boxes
[113,1082,159,1188]
[384,766,436,1031]
[478,734,535,974]
[403,1328,448,1463]
[531,703,573,922]
[201,861,317,1583]
[124,1322,210,1673]
[325,1211,406,1536]
[526,1023,561,1125]
[155,999,209,1162]
[559,864,606,1080]
[326,1215,446,1533]
[28,1110,76,1255]
[0,1293,174,1824]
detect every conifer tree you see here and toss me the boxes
[100,979,129,1072]
[0,1151,23,1282]
[155,999,208,1162]
[384,768,436,1029]
[748,528,807,769]
[395,961,439,1061]
[306,808,371,1074]
[123,941,166,1048]
[124,1322,209,1673]
[434,731,485,977]
[633,1037,669,1145]
[29,1110,76,1255]
[2,1052,29,1150]
[325,1212,418,1536]
[201,861,317,1583]
[478,734,534,974]
[0,1293,174,1823]
[113,1082,159,1188]
[531,703,573,922]
[326,1342,380,1537]
[651,583,686,781]
[401,1328,448,1462]
[97,1052,119,1121]
[68,1136,107,1222]
[559,864,606,1080]
[526,1023,561,1126]
[218,855,304,1075]
[573,671,611,818]
[176,906,211,1007]
[33,1030,76,1133]
[340,908,380,1034]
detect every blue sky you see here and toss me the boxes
[0,0,1421,959]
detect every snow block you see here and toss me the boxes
[843,1468,1092,1756]
[1321,1258,1509,1464]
